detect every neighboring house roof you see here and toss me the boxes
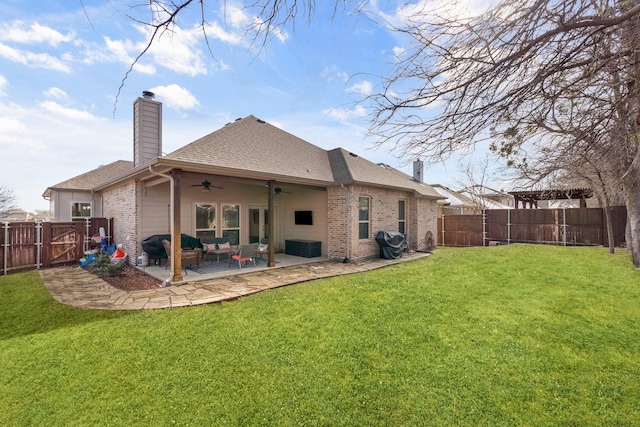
[431,184,478,207]
[42,160,134,197]
[459,191,514,210]
[0,208,32,222]
[53,116,443,198]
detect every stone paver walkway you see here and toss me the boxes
[40,252,431,310]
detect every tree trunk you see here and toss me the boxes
[604,206,616,254]
[622,154,640,267]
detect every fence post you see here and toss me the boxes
[36,222,42,269]
[441,215,446,247]
[482,209,487,246]
[507,209,511,244]
[2,222,7,276]
[84,218,91,253]
[562,208,567,246]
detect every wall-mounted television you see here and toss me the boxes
[294,210,313,225]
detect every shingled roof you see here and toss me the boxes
[328,148,442,198]
[164,116,335,183]
[52,116,443,199]
[43,160,134,197]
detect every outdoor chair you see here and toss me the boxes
[254,237,269,263]
[230,244,257,269]
[162,239,201,274]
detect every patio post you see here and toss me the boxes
[267,180,276,267]
[171,168,184,282]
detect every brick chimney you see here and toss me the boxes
[413,159,424,183]
[133,91,162,167]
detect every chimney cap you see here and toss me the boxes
[142,91,155,99]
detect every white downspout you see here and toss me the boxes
[341,184,351,262]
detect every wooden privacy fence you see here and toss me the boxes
[437,207,627,247]
[0,218,113,275]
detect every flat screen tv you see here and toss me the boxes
[294,210,313,225]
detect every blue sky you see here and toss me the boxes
[1,0,490,213]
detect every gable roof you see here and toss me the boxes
[55,116,443,198]
[164,116,335,184]
[42,160,134,197]
[329,148,442,198]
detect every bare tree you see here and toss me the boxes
[366,0,640,266]
[108,0,640,265]
[0,186,17,215]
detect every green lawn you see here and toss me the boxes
[1,245,639,426]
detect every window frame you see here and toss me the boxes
[194,202,217,240]
[71,202,92,221]
[358,196,370,240]
[398,199,406,234]
[221,203,241,245]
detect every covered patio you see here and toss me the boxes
[139,251,328,284]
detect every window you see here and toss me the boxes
[195,203,216,240]
[398,200,406,234]
[358,197,370,240]
[221,203,240,245]
[71,202,91,221]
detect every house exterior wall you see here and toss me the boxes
[140,181,171,238]
[280,187,328,255]
[102,180,139,263]
[327,185,350,259]
[411,197,439,249]
[327,184,439,261]
[49,190,104,222]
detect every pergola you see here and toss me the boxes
[508,188,593,209]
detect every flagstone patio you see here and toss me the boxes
[40,251,431,310]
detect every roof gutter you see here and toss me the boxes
[95,158,334,192]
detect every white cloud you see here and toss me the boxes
[0,42,71,72]
[146,25,208,76]
[321,65,349,84]
[393,46,406,60]
[0,116,27,134]
[347,80,373,96]
[38,101,100,121]
[0,21,75,46]
[204,21,244,45]
[0,75,7,96]
[102,36,156,75]
[226,4,252,28]
[149,84,200,112]
[323,105,367,121]
[44,87,67,99]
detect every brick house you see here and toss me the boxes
[44,92,443,282]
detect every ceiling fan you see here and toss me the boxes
[190,180,223,192]
[274,187,292,196]
[262,186,293,196]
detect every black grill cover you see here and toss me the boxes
[141,234,202,260]
[375,231,407,259]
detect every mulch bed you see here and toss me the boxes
[84,265,162,291]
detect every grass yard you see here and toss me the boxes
[1,244,639,426]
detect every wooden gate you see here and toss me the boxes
[41,222,84,268]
